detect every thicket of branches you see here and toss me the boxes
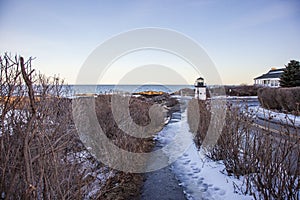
[188,99,299,199]
[0,54,167,199]
[0,54,90,199]
[0,54,118,199]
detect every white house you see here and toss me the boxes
[254,68,284,87]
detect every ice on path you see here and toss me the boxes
[155,97,253,200]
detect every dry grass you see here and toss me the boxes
[97,172,143,200]
[93,94,169,199]
[94,94,160,153]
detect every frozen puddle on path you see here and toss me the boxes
[153,97,253,200]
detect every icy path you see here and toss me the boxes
[154,97,253,200]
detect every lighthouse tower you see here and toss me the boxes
[194,77,206,100]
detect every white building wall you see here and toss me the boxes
[255,78,280,87]
[195,87,206,100]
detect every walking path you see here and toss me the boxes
[141,143,186,200]
[141,96,253,200]
[141,98,186,200]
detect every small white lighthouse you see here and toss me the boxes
[194,77,206,100]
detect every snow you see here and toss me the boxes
[155,96,253,200]
[224,96,258,99]
[172,95,194,99]
[249,106,300,127]
[67,150,115,199]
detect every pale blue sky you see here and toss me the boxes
[0,0,299,85]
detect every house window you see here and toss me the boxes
[271,80,275,86]
[263,80,270,85]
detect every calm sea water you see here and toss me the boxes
[69,85,193,95]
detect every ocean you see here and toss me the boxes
[69,85,193,95]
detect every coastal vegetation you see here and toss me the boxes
[173,85,261,98]
[0,54,176,199]
[187,99,299,199]
[0,54,86,199]
[1,53,298,199]
[209,85,261,97]
[258,87,300,115]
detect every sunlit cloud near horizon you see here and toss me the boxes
[0,0,299,85]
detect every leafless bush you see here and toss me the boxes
[225,85,261,96]
[94,94,162,153]
[278,87,300,114]
[247,131,299,199]
[0,54,80,199]
[187,98,299,199]
[94,95,163,198]
[257,87,281,110]
[0,54,117,199]
[258,87,300,114]
[0,54,167,199]
[187,99,210,147]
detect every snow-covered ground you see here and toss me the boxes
[249,106,300,127]
[155,97,253,200]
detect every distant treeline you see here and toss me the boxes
[223,85,261,96]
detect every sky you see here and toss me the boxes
[0,0,299,85]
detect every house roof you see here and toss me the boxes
[268,68,284,73]
[254,68,284,80]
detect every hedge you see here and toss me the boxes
[257,87,300,114]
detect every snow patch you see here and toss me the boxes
[250,106,300,127]
[155,97,253,200]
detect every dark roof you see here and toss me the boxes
[267,68,285,73]
[254,68,284,80]
[254,73,282,80]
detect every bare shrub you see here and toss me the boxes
[80,94,167,198]
[258,87,281,110]
[225,85,261,96]
[94,94,162,153]
[0,54,85,199]
[258,87,300,114]
[0,54,119,199]
[216,103,259,177]
[187,97,299,199]
[247,131,299,199]
[277,87,300,113]
[187,99,210,147]
[0,54,168,199]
